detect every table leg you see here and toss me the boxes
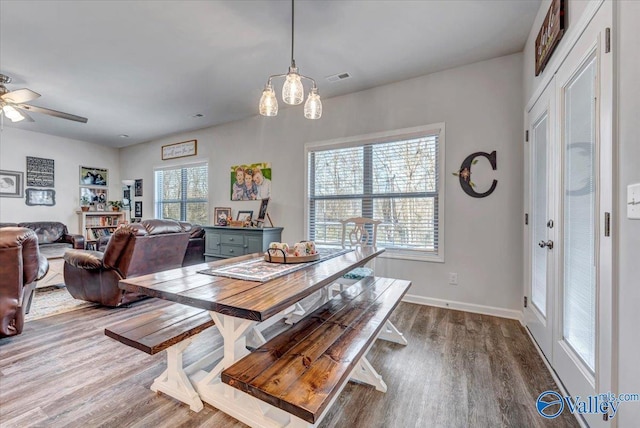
[193,312,256,390]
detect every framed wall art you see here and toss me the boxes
[80,166,108,187]
[134,201,143,218]
[134,179,143,197]
[25,188,56,206]
[162,139,197,160]
[230,162,271,201]
[80,187,108,204]
[0,170,24,198]
[26,156,55,188]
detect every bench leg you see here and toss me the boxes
[376,320,408,345]
[350,357,387,393]
[151,339,204,412]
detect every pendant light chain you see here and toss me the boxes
[291,0,295,68]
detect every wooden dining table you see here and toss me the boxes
[118,246,391,424]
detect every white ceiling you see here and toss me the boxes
[0,0,540,148]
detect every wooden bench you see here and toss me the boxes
[221,276,411,426]
[104,299,215,411]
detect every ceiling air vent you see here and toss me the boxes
[326,72,351,83]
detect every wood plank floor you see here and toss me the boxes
[0,299,579,428]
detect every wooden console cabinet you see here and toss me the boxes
[203,226,283,261]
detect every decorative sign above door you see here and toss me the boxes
[535,0,566,76]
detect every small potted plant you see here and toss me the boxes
[108,200,124,211]
[80,196,91,212]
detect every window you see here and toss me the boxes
[154,162,208,224]
[306,125,444,261]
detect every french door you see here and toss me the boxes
[525,79,556,360]
[525,3,613,427]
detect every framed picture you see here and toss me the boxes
[96,203,106,212]
[162,139,197,160]
[123,188,131,206]
[134,179,143,197]
[230,162,272,201]
[25,188,56,206]
[214,207,232,226]
[26,156,55,188]
[80,166,108,187]
[0,170,24,198]
[257,197,270,222]
[80,187,108,204]
[134,201,143,218]
[236,210,253,222]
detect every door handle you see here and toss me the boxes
[538,240,554,249]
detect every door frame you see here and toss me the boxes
[523,0,616,426]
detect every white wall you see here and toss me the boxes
[121,53,525,314]
[616,0,640,425]
[0,127,121,233]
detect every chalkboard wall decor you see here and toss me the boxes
[453,151,498,198]
[26,156,55,188]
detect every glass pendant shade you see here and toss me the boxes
[304,88,322,119]
[259,85,278,116]
[282,72,304,105]
[2,105,25,122]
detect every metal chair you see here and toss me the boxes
[333,217,381,292]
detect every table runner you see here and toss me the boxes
[197,248,352,282]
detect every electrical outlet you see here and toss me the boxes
[449,273,458,285]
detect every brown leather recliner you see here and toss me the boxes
[0,227,49,338]
[63,219,190,307]
[180,222,205,266]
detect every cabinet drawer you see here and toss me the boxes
[205,233,221,254]
[221,244,243,257]
[221,234,242,245]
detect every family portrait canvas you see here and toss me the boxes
[230,162,271,201]
[80,166,108,187]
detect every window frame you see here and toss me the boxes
[304,123,445,262]
[154,160,209,223]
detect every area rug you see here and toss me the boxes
[25,286,97,321]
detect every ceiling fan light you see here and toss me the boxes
[259,84,278,116]
[2,105,25,122]
[304,88,322,119]
[282,69,304,105]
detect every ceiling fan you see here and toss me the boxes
[0,74,88,123]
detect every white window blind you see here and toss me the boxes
[154,163,208,224]
[308,131,442,258]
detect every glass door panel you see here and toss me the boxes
[532,114,548,316]
[562,54,597,371]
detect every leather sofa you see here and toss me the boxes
[0,227,49,337]
[63,219,190,307]
[0,221,84,260]
[96,221,205,266]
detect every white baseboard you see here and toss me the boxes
[402,294,523,321]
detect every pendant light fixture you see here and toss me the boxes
[259,0,322,120]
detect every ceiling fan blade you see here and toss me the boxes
[18,109,35,122]
[19,104,88,123]
[1,88,41,104]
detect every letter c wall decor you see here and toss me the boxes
[453,151,498,198]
